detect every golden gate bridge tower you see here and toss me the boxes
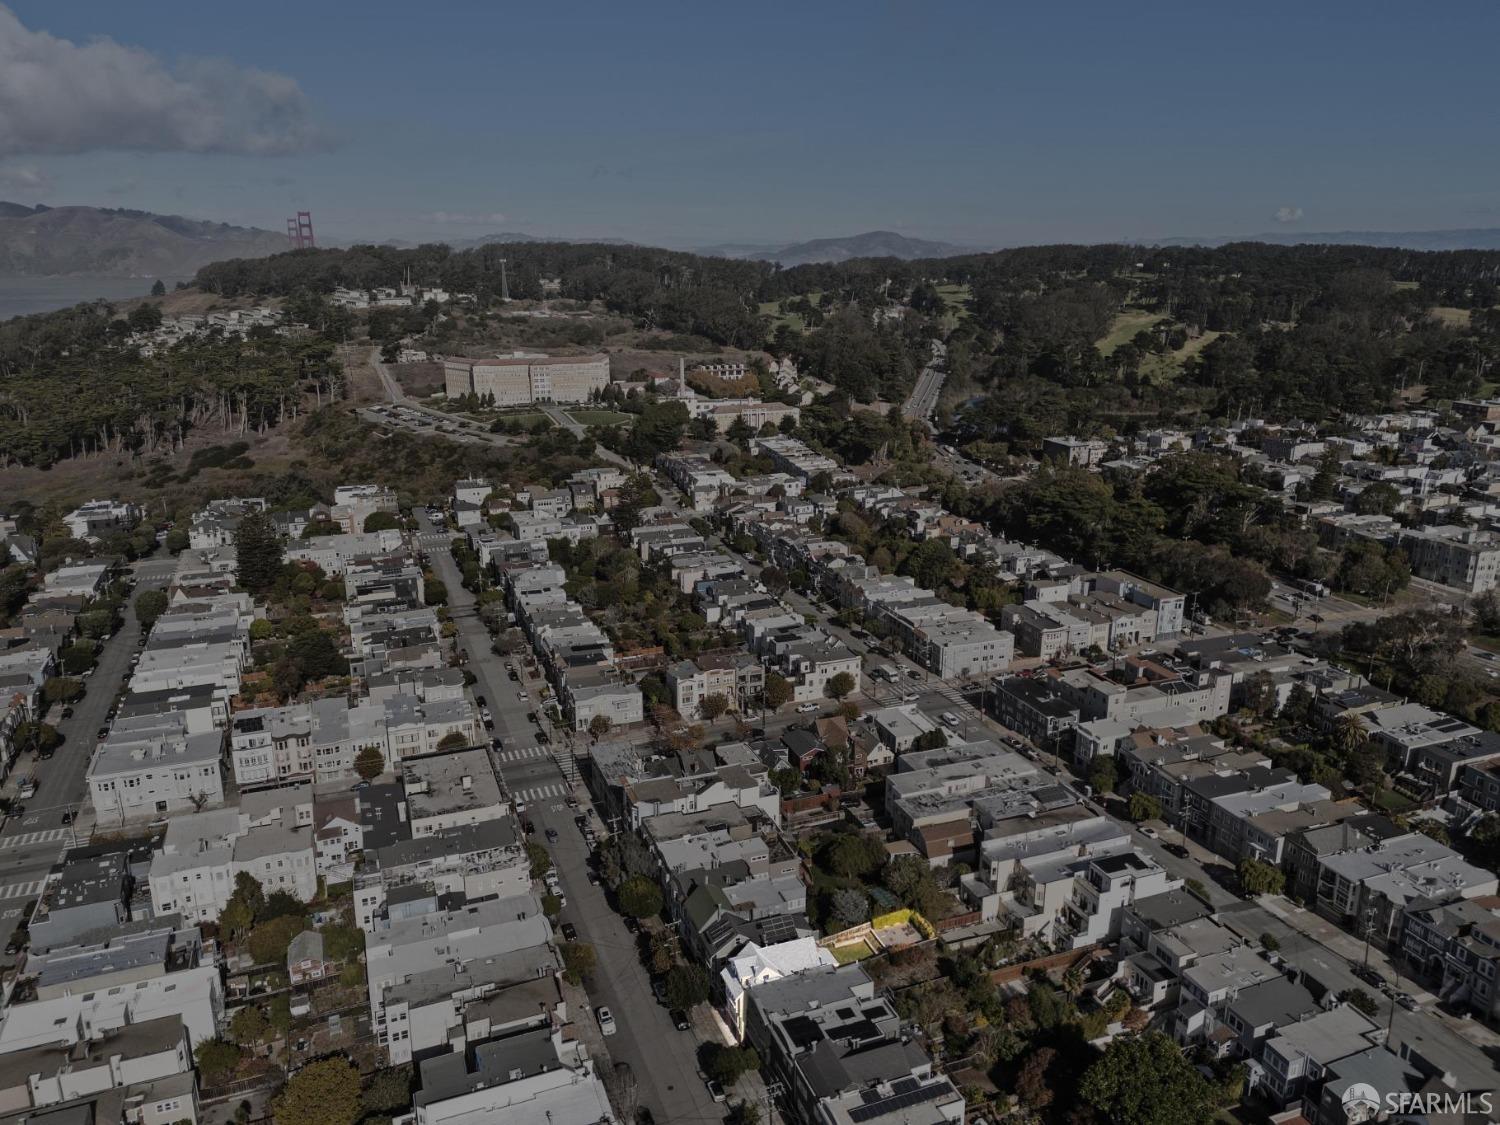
[285,211,316,249]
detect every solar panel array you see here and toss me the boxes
[847,1081,949,1123]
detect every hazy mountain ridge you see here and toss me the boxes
[1153,227,1500,251]
[0,202,288,277]
[736,230,974,266]
[377,232,640,251]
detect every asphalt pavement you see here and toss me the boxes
[419,513,730,1123]
[0,553,172,932]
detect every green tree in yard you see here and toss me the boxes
[229,1005,268,1045]
[588,714,613,740]
[247,914,307,965]
[827,887,870,930]
[1340,988,1378,1017]
[561,941,597,984]
[1128,792,1163,822]
[826,671,856,700]
[617,875,663,919]
[424,578,448,606]
[436,730,468,752]
[664,963,711,1009]
[362,1067,413,1117]
[194,1038,243,1085]
[261,889,308,921]
[229,870,262,918]
[705,1045,761,1087]
[363,511,401,533]
[234,512,283,594]
[700,693,730,721]
[1238,858,1285,896]
[272,1058,362,1125]
[822,833,886,879]
[769,766,802,797]
[355,745,385,779]
[1088,754,1119,794]
[526,840,553,878]
[912,728,947,752]
[763,672,794,710]
[1080,1031,1216,1125]
[268,993,292,1034]
[164,528,189,554]
[218,897,254,940]
[134,588,168,628]
[43,677,82,705]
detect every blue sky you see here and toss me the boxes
[3,2,1499,248]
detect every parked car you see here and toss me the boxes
[940,711,960,728]
[671,1009,691,1031]
[652,979,668,1004]
[561,922,578,942]
[545,827,559,843]
[1397,993,1419,1011]
[586,871,600,886]
[536,730,550,744]
[474,695,486,707]
[705,1079,726,1103]
[1139,826,1159,839]
[597,1007,616,1035]
[796,703,819,714]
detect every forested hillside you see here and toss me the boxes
[0,301,341,468]
[6,237,1500,471]
[196,240,1500,420]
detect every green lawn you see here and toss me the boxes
[567,409,633,426]
[1098,310,1161,355]
[830,939,876,964]
[1431,306,1472,327]
[1372,787,1416,814]
[759,290,825,332]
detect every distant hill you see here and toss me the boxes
[377,231,640,251]
[733,230,973,266]
[0,202,288,277]
[1153,227,1500,251]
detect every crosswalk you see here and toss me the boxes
[0,879,42,901]
[512,782,569,804]
[0,828,72,850]
[494,746,549,764]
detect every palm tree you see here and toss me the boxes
[1331,712,1368,757]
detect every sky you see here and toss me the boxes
[2,1,1500,250]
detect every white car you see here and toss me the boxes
[796,703,819,714]
[597,1007,616,1035]
[940,711,960,728]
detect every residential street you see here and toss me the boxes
[418,512,731,1123]
[0,553,170,933]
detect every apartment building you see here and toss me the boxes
[442,352,609,404]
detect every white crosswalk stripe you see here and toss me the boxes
[0,828,70,850]
[497,747,548,763]
[0,880,42,900]
[514,783,566,802]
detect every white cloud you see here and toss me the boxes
[0,6,330,157]
[1274,205,1304,224]
[0,161,51,193]
[424,211,508,225]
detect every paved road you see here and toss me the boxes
[419,514,723,1122]
[371,348,633,470]
[901,340,947,424]
[0,554,172,932]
